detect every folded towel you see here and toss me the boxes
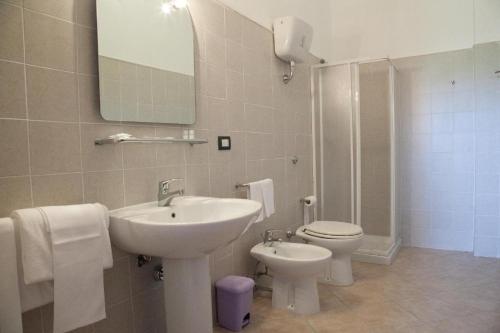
[12,216,54,313]
[12,204,113,333]
[249,179,275,223]
[12,204,112,285]
[0,218,23,333]
[260,179,275,217]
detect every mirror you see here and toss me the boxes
[96,0,196,124]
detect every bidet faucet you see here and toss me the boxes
[158,178,184,207]
[263,229,285,246]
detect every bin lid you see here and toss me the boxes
[215,275,255,293]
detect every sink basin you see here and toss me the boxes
[109,196,262,333]
[110,196,261,259]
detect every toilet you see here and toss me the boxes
[250,242,331,315]
[296,222,363,286]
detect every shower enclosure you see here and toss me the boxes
[311,59,400,264]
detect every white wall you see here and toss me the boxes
[475,0,500,44]
[217,0,333,61]
[328,0,475,63]
[218,0,500,64]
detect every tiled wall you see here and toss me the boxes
[473,41,500,257]
[395,49,476,252]
[0,0,313,331]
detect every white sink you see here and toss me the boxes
[109,196,262,333]
[110,196,261,258]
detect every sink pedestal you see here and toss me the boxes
[163,256,213,333]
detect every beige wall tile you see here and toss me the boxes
[224,8,242,43]
[124,168,156,205]
[206,64,227,99]
[0,0,22,6]
[226,40,243,73]
[103,257,131,307]
[81,123,123,171]
[0,119,29,176]
[77,26,98,75]
[24,10,76,71]
[0,3,23,62]
[122,126,156,169]
[95,300,134,333]
[41,304,93,333]
[245,133,262,161]
[207,97,229,130]
[205,30,226,69]
[242,17,272,55]
[23,0,75,21]
[0,176,31,216]
[0,60,26,118]
[156,128,185,166]
[131,287,165,333]
[26,66,78,121]
[75,0,96,28]
[209,164,232,197]
[244,74,273,107]
[83,170,124,210]
[226,100,245,131]
[226,70,244,102]
[189,0,224,36]
[32,173,83,206]
[78,75,104,123]
[185,130,209,164]
[21,308,43,333]
[243,46,271,79]
[186,164,210,196]
[29,122,81,174]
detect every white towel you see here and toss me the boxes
[12,204,112,284]
[249,179,275,222]
[13,204,113,333]
[0,218,23,333]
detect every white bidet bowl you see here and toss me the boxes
[251,242,331,315]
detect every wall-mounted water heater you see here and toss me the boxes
[273,16,313,84]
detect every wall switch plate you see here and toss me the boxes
[218,136,231,150]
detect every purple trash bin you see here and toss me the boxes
[215,275,255,332]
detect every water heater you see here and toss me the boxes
[273,16,313,83]
[273,16,313,64]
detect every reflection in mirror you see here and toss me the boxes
[96,0,196,124]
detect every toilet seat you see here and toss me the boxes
[301,221,363,239]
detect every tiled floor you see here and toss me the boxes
[214,247,500,333]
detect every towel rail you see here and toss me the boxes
[235,183,250,189]
[95,135,208,146]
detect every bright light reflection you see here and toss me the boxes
[161,2,173,14]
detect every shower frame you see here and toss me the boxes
[311,58,401,265]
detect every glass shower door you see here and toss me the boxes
[357,61,393,238]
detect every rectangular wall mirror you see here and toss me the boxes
[96,0,196,124]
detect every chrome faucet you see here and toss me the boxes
[158,178,184,207]
[263,229,285,247]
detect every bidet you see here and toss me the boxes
[250,242,331,315]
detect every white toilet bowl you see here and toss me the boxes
[296,221,363,286]
[250,242,331,315]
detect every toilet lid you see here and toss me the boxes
[303,221,363,237]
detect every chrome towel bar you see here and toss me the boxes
[95,134,208,146]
